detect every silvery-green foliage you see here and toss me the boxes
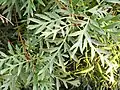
[0,0,120,90]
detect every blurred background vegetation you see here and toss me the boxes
[0,0,120,90]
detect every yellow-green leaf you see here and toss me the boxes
[76,66,94,74]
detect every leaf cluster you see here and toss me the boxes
[0,0,120,90]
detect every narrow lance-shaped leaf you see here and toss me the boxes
[35,14,51,21]
[8,41,14,54]
[38,0,45,6]
[35,24,47,34]
[56,78,60,90]
[75,66,94,74]
[105,0,120,3]
[79,33,84,54]
[0,51,7,57]
[0,68,9,74]
[58,52,66,72]
[97,63,102,74]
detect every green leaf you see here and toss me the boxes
[88,5,98,14]
[0,82,10,90]
[56,78,60,90]
[38,64,49,75]
[91,46,95,60]
[0,51,7,57]
[71,47,78,61]
[58,52,66,72]
[99,54,105,67]
[35,24,47,34]
[97,63,102,74]
[105,0,120,3]
[62,80,68,89]
[33,74,38,90]
[67,79,80,87]
[79,33,84,54]
[69,31,83,36]
[53,30,59,40]
[38,0,45,6]
[27,25,40,29]
[76,66,94,74]
[41,31,53,38]
[17,64,22,76]
[101,74,109,81]
[0,68,9,74]
[29,18,42,24]
[35,14,51,21]
[44,12,59,19]
[8,41,14,55]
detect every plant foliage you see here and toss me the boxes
[0,0,120,90]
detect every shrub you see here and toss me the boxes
[0,0,120,90]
